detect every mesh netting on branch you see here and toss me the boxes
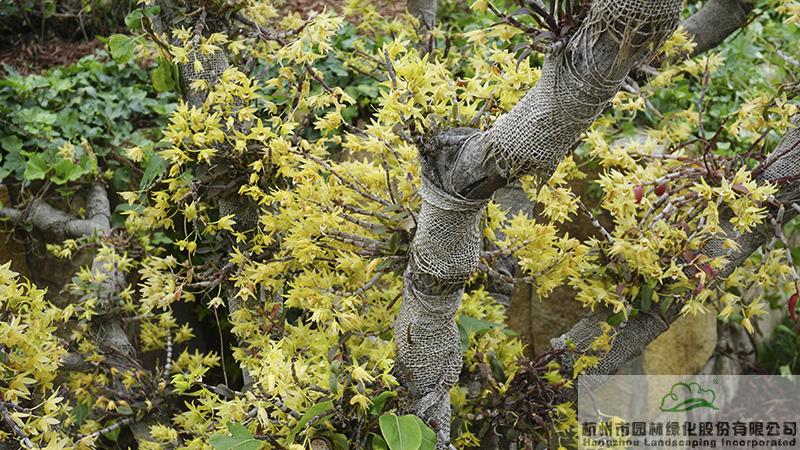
[396,0,683,447]
[178,49,230,107]
[488,0,682,179]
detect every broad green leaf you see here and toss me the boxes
[108,34,139,64]
[115,404,134,416]
[607,311,626,327]
[144,5,161,16]
[208,422,263,450]
[151,60,176,92]
[287,400,334,443]
[124,9,144,29]
[457,315,503,351]
[0,135,23,153]
[410,416,436,450]
[104,425,121,442]
[640,284,653,312]
[379,414,422,450]
[73,403,89,426]
[24,154,48,181]
[371,434,389,450]
[51,159,83,185]
[140,152,168,189]
[369,391,397,416]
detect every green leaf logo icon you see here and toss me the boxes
[659,382,718,412]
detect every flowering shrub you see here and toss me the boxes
[1,0,800,449]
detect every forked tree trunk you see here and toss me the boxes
[395,0,684,446]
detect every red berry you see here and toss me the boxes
[634,185,644,204]
[789,293,799,322]
[655,183,667,196]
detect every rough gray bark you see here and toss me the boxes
[0,183,133,357]
[395,0,683,446]
[408,0,438,30]
[0,183,110,241]
[551,124,800,386]
[682,0,755,56]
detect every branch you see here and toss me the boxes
[0,401,34,449]
[3,182,111,240]
[681,0,755,57]
[551,124,800,386]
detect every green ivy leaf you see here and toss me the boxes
[208,422,263,450]
[23,154,48,181]
[378,414,422,450]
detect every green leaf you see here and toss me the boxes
[140,152,168,189]
[108,34,139,64]
[144,5,161,16]
[660,296,674,316]
[116,404,134,416]
[51,159,84,185]
[124,9,144,29]
[0,135,23,153]
[104,425,121,442]
[151,60,176,92]
[607,311,626,327]
[369,391,397,416]
[371,434,389,450]
[457,315,504,351]
[410,416,436,450]
[208,422,263,450]
[640,284,653,312]
[379,414,422,450]
[287,400,334,443]
[73,403,89,426]
[24,154,48,181]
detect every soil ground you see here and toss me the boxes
[0,0,405,76]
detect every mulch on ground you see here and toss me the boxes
[0,0,405,77]
[0,37,103,76]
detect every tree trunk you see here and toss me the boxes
[394,0,683,446]
[408,0,438,30]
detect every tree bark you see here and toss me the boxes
[682,0,755,56]
[395,0,683,446]
[408,0,438,30]
[0,183,134,357]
